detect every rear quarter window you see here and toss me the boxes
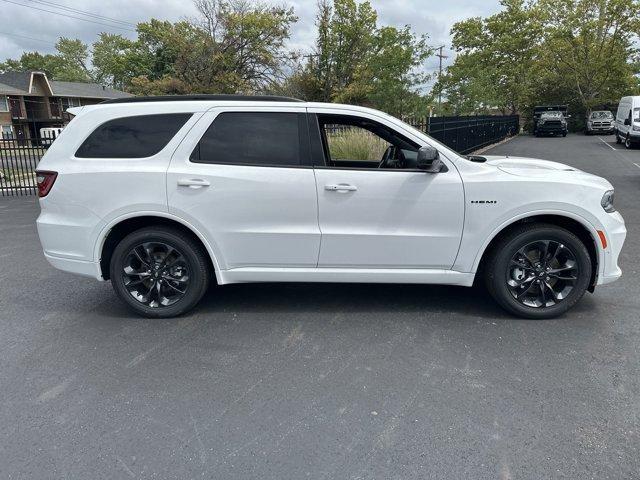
[75,113,191,158]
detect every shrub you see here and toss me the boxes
[326,128,389,161]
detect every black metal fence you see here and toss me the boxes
[0,114,520,197]
[405,115,520,154]
[0,135,50,197]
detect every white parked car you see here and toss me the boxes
[615,96,640,148]
[35,95,626,319]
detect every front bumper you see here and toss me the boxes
[598,211,626,286]
[537,124,567,134]
[588,126,615,133]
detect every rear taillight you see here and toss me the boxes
[35,171,57,197]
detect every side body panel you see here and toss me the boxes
[36,103,204,263]
[166,106,321,270]
[451,161,625,285]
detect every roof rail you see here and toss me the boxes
[100,94,305,104]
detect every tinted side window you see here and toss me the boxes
[191,112,303,166]
[76,113,191,158]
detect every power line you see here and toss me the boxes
[0,31,57,46]
[0,0,137,32]
[30,0,136,27]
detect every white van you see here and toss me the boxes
[615,96,640,149]
[40,127,64,146]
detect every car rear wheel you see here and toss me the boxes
[110,227,211,318]
[484,224,592,319]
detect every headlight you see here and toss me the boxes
[601,190,616,213]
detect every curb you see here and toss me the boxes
[472,135,519,155]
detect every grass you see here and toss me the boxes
[326,127,389,161]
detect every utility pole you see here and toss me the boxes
[435,45,448,114]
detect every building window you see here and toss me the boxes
[1,125,13,139]
[50,99,61,117]
[0,95,8,112]
[61,97,81,110]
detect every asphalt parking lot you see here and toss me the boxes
[1,133,639,479]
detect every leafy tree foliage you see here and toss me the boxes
[1,0,297,96]
[0,38,93,82]
[285,0,431,116]
[440,0,640,124]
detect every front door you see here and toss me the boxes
[311,111,465,269]
[167,107,320,270]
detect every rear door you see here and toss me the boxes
[167,106,320,270]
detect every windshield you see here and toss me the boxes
[591,111,613,119]
[541,111,562,118]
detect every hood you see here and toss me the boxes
[482,155,581,177]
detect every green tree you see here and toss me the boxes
[288,0,432,116]
[441,0,542,115]
[0,38,92,82]
[441,0,640,123]
[535,0,640,112]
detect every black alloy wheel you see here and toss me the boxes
[485,224,592,319]
[122,242,190,308]
[507,240,578,308]
[110,227,211,318]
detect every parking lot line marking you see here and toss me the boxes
[633,163,640,169]
[598,137,617,151]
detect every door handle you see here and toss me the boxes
[325,183,357,192]
[177,178,210,188]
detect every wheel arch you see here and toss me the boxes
[96,213,222,283]
[474,213,601,291]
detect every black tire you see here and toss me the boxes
[625,134,634,149]
[615,133,621,144]
[110,227,211,318]
[484,224,592,319]
[562,132,567,137]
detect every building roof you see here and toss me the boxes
[0,71,132,99]
[0,71,32,91]
[49,80,132,99]
[0,81,24,95]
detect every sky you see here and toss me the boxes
[0,0,503,88]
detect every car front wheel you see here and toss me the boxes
[485,224,592,319]
[110,227,211,318]
[625,134,634,149]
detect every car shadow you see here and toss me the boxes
[92,280,600,323]
[194,282,508,319]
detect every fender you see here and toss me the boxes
[466,208,605,280]
[93,210,224,285]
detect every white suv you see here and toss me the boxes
[35,95,626,319]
